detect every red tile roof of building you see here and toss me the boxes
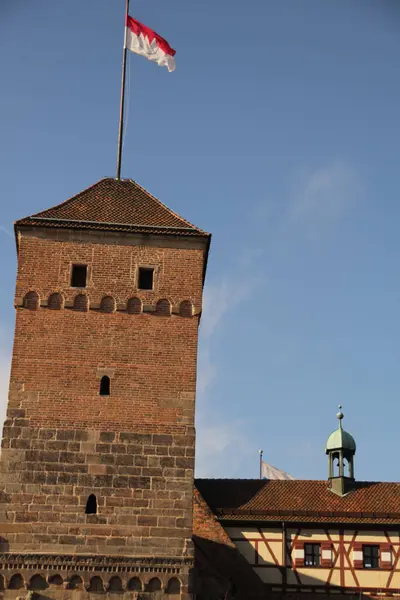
[195,479,400,525]
[16,178,210,237]
[193,487,235,546]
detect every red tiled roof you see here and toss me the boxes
[195,479,400,525]
[193,487,235,546]
[16,178,210,238]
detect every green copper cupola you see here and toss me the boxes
[326,405,356,496]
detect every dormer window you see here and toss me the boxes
[71,264,87,288]
[138,267,154,290]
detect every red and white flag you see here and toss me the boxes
[125,16,176,72]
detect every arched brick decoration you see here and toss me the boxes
[68,575,83,590]
[8,574,24,590]
[48,292,63,310]
[127,577,142,591]
[73,293,88,312]
[48,575,63,586]
[23,291,39,310]
[88,576,104,593]
[179,300,193,318]
[156,298,171,316]
[147,577,162,592]
[166,577,181,594]
[127,297,142,314]
[100,295,116,313]
[108,576,124,593]
[29,575,48,591]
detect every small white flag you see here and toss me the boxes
[262,460,294,481]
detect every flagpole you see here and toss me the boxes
[116,0,130,180]
[259,448,263,480]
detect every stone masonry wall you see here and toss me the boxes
[1,407,194,556]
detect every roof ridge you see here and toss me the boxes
[196,478,400,484]
[195,478,329,483]
[130,179,208,235]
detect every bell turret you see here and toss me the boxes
[326,405,356,496]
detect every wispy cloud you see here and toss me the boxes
[197,270,259,393]
[196,346,216,396]
[195,161,363,477]
[288,161,361,230]
[195,256,262,477]
[201,278,253,341]
[0,226,13,238]
[195,416,252,478]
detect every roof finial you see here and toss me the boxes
[337,404,344,429]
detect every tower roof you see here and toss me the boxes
[15,177,210,238]
[325,405,356,454]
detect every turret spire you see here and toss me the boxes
[337,404,343,429]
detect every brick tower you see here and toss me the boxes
[0,178,210,599]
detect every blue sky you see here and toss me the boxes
[1,0,400,481]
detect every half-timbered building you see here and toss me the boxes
[194,409,400,599]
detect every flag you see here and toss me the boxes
[261,460,294,481]
[125,16,176,72]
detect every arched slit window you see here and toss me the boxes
[85,494,97,515]
[100,376,110,396]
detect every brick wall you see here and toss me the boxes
[11,309,199,430]
[0,227,207,599]
[15,229,204,308]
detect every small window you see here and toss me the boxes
[85,494,97,515]
[138,267,154,290]
[71,264,87,288]
[100,376,110,396]
[363,545,379,569]
[304,543,321,567]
